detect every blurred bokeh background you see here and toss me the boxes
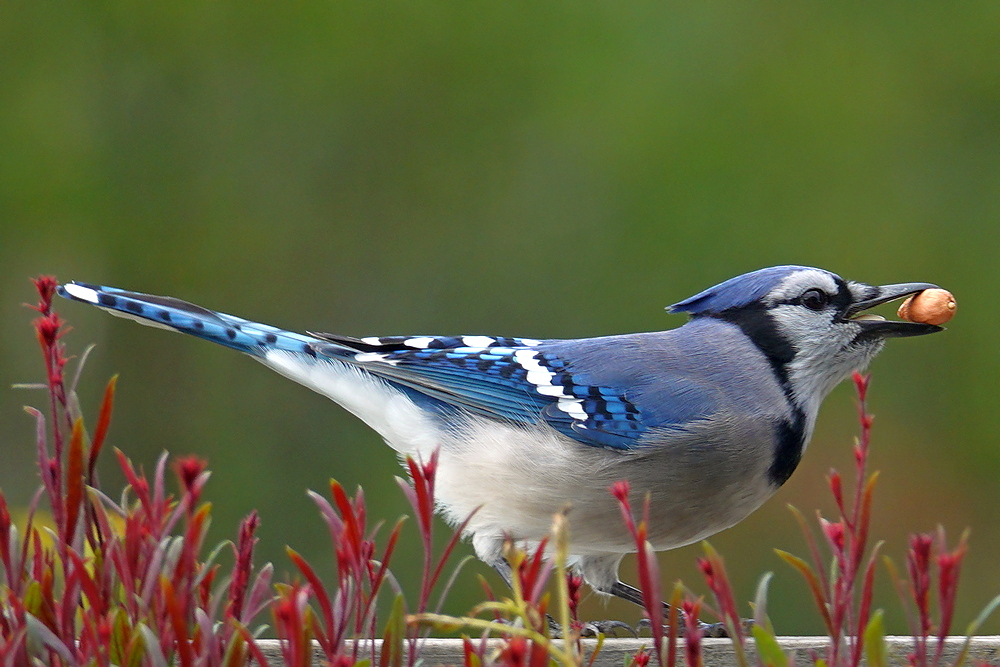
[2,2,999,635]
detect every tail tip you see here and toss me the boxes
[59,281,101,304]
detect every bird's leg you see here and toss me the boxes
[609,580,646,606]
[610,580,730,638]
[491,560,515,589]
[491,561,633,637]
[491,560,567,636]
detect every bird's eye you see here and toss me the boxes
[800,289,829,311]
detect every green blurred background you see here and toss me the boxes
[2,2,999,635]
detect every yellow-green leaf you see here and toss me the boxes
[751,624,788,667]
[863,610,887,667]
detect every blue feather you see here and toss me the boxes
[313,336,653,450]
[668,265,821,315]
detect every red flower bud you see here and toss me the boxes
[174,455,208,494]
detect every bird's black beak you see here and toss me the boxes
[845,282,945,339]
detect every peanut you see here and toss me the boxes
[897,288,956,325]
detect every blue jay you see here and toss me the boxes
[58,266,943,611]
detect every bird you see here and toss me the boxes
[58,265,944,615]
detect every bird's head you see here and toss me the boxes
[669,265,943,412]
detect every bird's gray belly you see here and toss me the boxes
[432,414,779,556]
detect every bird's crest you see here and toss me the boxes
[668,265,815,315]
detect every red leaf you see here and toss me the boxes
[115,450,153,520]
[162,576,194,667]
[31,276,58,314]
[330,481,363,565]
[851,371,869,402]
[229,511,260,623]
[0,494,11,582]
[236,620,273,667]
[682,598,703,667]
[367,517,404,608]
[64,417,86,545]
[88,375,118,482]
[68,550,105,617]
[286,548,334,653]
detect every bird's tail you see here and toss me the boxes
[57,281,323,357]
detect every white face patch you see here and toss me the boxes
[766,270,840,306]
[765,271,885,414]
[512,350,587,421]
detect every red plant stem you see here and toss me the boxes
[682,598,703,667]
[612,482,668,667]
[230,511,261,622]
[851,545,881,667]
[406,452,438,615]
[31,277,72,542]
[697,549,744,644]
[908,533,934,667]
[830,372,876,666]
[933,528,967,667]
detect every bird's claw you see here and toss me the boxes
[698,621,729,638]
[635,617,751,638]
[544,615,636,638]
[580,619,637,638]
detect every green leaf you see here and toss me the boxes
[751,624,788,667]
[222,630,249,667]
[126,627,147,667]
[380,593,406,667]
[863,610,887,667]
[110,607,130,666]
[752,572,775,635]
[22,580,43,618]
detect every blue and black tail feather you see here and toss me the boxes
[57,281,326,358]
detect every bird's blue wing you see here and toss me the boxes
[312,334,685,450]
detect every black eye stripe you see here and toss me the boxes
[770,289,831,310]
[831,278,856,311]
[800,288,829,310]
[771,285,844,310]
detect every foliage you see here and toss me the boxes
[766,373,1000,667]
[3,276,998,666]
[2,276,274,666]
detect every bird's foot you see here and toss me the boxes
[579,619,637,638]
[698,621,730,638]
[636,617,749,638]
[544,615,636,638]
